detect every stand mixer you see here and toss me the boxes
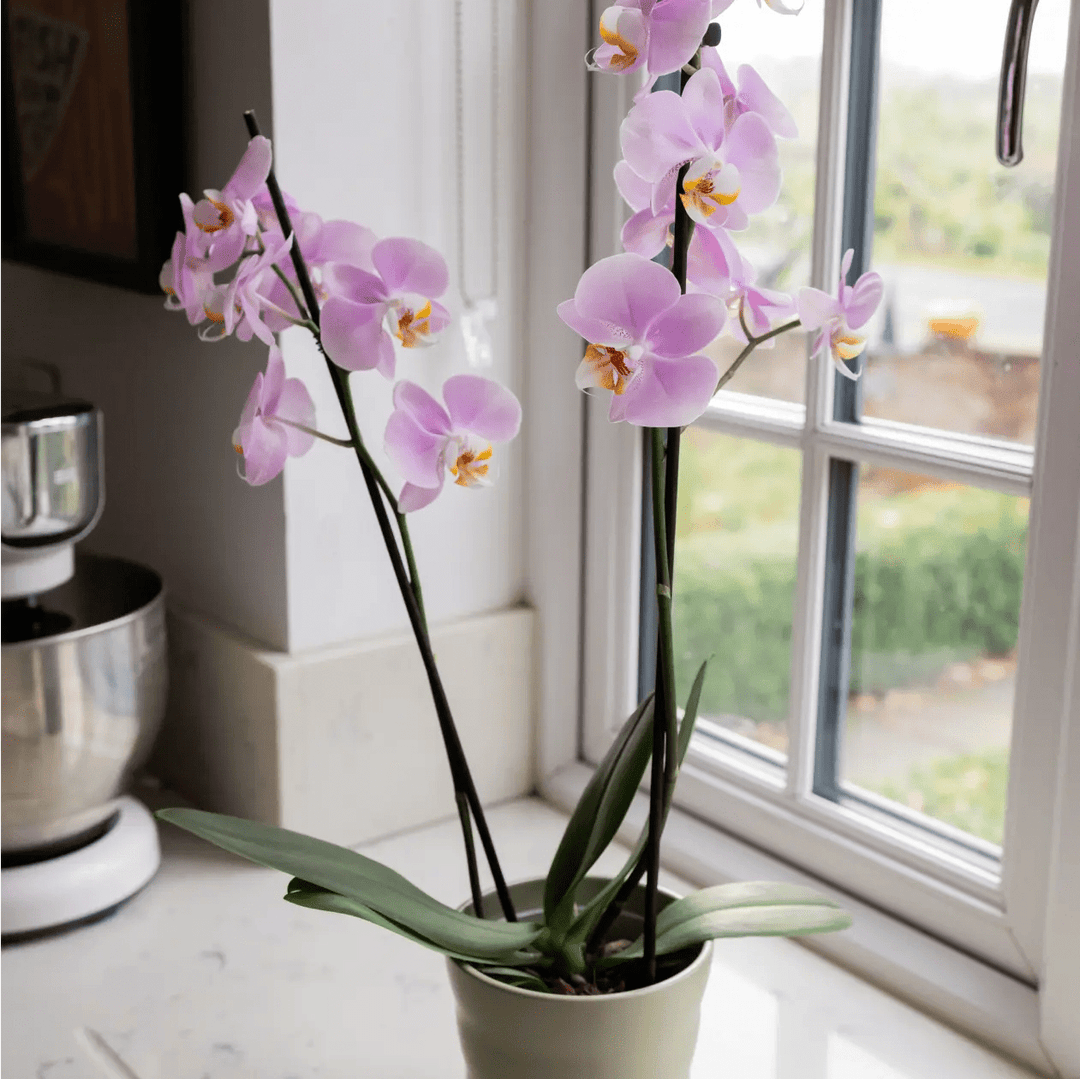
[2,380,167,941]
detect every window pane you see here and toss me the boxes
[673,429,802,757]
[840,465,1029,846]
[704,4,823,404]
[857,0,1069,444]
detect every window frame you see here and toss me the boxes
[532,0,1080,1071]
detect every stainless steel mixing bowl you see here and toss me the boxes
[2,553,167,854]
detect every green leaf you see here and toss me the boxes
[564,662,708,948]
[543,694,656,926]
[604,882,852,962]
[472,966,552,992]
[283,880,543,965]
[157,808,543,961]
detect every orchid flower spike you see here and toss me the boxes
[621,65,781,230]
[558,253,725,427]
[384,376,522,512]
[321,238,451,378]
[232,347,317,486]
[590,0,712,78]
[797,250,884,380]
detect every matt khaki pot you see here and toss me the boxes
[448,877,712,1079]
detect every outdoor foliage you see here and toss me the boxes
[866,746,1009,846]
[673,435,1028,723]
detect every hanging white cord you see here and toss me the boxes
[454,0,499,368]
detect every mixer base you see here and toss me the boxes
[1,797,160,943]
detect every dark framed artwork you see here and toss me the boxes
[2,1,186,292]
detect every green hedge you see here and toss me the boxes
[673,501,1027,723]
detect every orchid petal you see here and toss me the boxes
[722,112,780,214]
[261,348,287,414]
[681,67,727,150]
[224,137,273,201]
[318,220,378,270]
[572,253,681,342]
[398,480,445,513]
[275,380,317,456]
[846,271,884,329]
[391,380,453,437]
[700,46,737,96]
[686,226,736,296]
[737,64,798,139]
[443,375,522,444]
[647,292,726,358]
[614,159,653,213]
[384,410,449,490]
[619,352,718,427]
[321,297,390,372]
[621,91,703,184]
[621,206,673,259]
[324,264,389,305]
[594,7,647,74]
[796,286,842,330]
[794,287,842,332]
[646,0,712,76]
[238,418,288,486]
[372,237,448,299]
[557,299,628,347]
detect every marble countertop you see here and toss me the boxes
[3,797,1037,1078]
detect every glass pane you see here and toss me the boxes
[858,0,1069,444]
[673,429,802,757]
[840,465,1029,846]
[704,4,824,404]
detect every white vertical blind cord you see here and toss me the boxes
[454,0,499,367]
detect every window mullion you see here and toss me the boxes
[785,0,853,798]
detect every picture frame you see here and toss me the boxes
[2,1,186,293]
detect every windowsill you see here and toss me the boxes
[4,793,1043,1076]
[543,763,1051,1077]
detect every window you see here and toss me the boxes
[570,0,1079,1068]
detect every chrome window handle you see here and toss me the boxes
[997,0,1041,166]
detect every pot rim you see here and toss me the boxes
[450,875,714,1002]
[1,554,165,652]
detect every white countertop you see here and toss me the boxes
[3,797,1038,1078]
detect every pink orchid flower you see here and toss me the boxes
[591,0,712,79]
[384,376,522,513]
[201,231,295,346]
[321,237,451,378]
[700,49,797,140]
[558,253,724,427]
[232,347,317,486]
[188,137,272,270]
[685,228,794,343]
[160,227,215,326]
[620,65,781,229]
[797,249,884,380]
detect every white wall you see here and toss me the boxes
[268,0,526,650]
[2,0,287,650]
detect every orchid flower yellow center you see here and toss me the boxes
[198,198,235,233]
[832,330,867,361]
[390,300,434,348]
[448,440,493,488]
[681,162,741,219]
[584,342,641,396]
[598,13,638,71]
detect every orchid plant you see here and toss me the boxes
[159,0,882,994]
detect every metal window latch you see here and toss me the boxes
[997,0,1041,166]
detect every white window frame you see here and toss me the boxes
[527,1,1080,1074]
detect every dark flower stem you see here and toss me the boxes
[243,110,515,923]
[643,52,699,984]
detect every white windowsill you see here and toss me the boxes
[542,763,1054,1077]
[4,793,1044,1077]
